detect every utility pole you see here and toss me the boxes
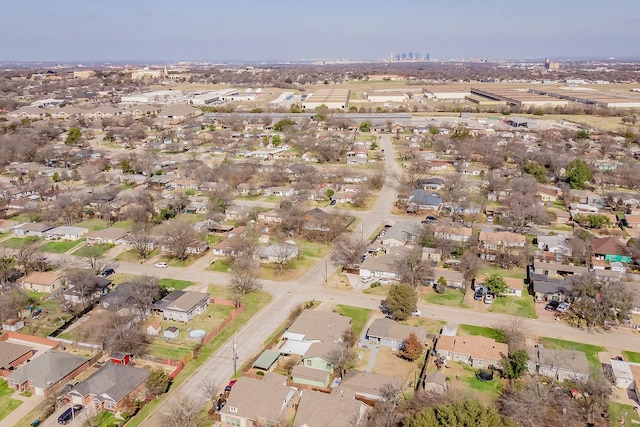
[233,337,237,377]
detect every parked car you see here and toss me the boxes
[100,268,115,277]
[556,302,571,313]
[330,199,337,206]
[361,276,374,283]
[411,310,422,316]
[58,405,82,425]
[154,262,168,268]
[474,286,486,301]
[545,301,560,311]
[484,294,494,304]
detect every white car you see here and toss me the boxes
[361,276,374,283]
[556,302,570,313]
[154,262,168,268]
[411,310,422,316]
[484,294,494,304]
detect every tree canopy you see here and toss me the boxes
[484,274,508,296]
[567,274,632,329]
[385,283,418,321]
[65,127,82,145]
[565,159,592,189]
[403,400,518,427]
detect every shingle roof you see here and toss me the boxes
[286,310,351,343]
[293,389,368,427]
[8,351,88,389]
[71,362,149,404]
[0,342,33,369]
[592,237,631,256]
[220,374,296,422]
[339,370,401,397]
[367,318,426,343]
[436,335,508,362]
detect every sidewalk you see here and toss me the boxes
[2,392,43,427]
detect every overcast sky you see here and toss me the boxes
[3,0,639,62]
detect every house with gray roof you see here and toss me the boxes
[8,351,89,396]
[85,227,130,245]
[526,346,590,383]
[366,318,427,350]
[68,362,149,412]
[339,370,401,401]
[293,388,369,427]
[254,243,298,264]
[406,189,442,213]
[152,290,210,322]
[45,225,89,241]
[381,221,420,247]
[281,310,351,357]
[219,373,299,427]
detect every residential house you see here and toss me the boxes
[366,318,427,350]
[416,177,445,191]
[257,209,285,224]
[19,271,63,296]
[406,190,442,213]
[160,104,200,121]
[290,365,331,388]
[219,373,299,427]
[610,359,636,390]
[12,222,53,237]
[537,234,572,258]
[68,362,149,412]
[536,186,560,203]
[85,227,130,245]
[474,274,523,297]
[435,335,508,369]
[478,230,526,261]
[424,372,448,394]
[302,208,331,232]
[281,310,351,358]
[254,243,298,264]
[45,226,89,241]
[263,187,295,198]
[530,274,577,302]
[592,237,632,263]
[211,235,247,258]
[421,247,442,264]
[339,370,401,401]
[293,389,369,427]
[0,342,34,376]
[381,221,420,248]
[63,277,112,305]
[359,248,408,281]
[0,219,19,233]
[8,351,89,396]
[428,268,464,289]
[152,291,210,322]
[526,346,590,383]
[99,282,137,313]
[285,163,316,176]
[532,260,589,278]
[432,224,472,243]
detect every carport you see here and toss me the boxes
[252,349,281,371]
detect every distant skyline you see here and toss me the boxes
[3,0,640,63]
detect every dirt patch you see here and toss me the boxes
[371,347,418,384]
[323,272,352,291]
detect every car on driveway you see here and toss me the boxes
[411,310,422,316]
[545,301,560,311]
[361,276,374,283]
[556,302,571,313]
[474,286,486,301]
[58,405,82,425]
[100,268,115,277]
[483,294,494,304]
[330,199,337,206]
[154,262,168,268]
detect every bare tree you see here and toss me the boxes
[230,255,261,305]
[331,235,367,266]
[162,396,208,427]
[159,218,202,261]
[397,249,433,289]
[366,383,401,427]
[16,239,48,274]
[495,316,527,350]
[129,276,163,318]
[82,244,116,275]
[326,345,355,379]
[128,228,157,260]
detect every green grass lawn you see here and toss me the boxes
[459,325,507,343]
[72,243,113,257]
[622,351,640,363]
[460,364,503,396]
[479,266,527,280]
[209,258,231,272]
[158,278,194,291]
[111,220,133,230]
[425,289,466,307]
[76,219,108,231]
[0,237,32,249]
[206,235,223,246]
[108,273,144,285]
[334,305,372,335]
[41,238,84,253]
[538,337,605,370]
[362,284,389,296]
[89,411,120,427]
[608,401,640,427]
[489,290,537,319]
[0,380,23,422]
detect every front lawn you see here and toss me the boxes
[0,380,23,422]
[425,289,466,307]
[459,325,507,343]
[75,219,108,231]
[115,249,159,262]
[489,291,537,319]
[87,411,120,427]
[538,337,605,370]
[0,237,33,249]
[622,351,640,363]
[72,243,114,257]
[158,278,194,291]
[334,305,372,335]
[41,239,84,253]
[209,258,231,273]
[479,266,527,280]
